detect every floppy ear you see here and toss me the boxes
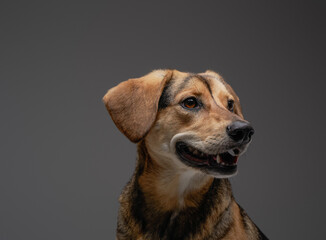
[103,70,173,143]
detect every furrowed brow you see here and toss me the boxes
[158,75,193,110]
[194,75,213,96]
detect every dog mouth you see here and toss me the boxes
[175,142,238,175]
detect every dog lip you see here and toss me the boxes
[175,142,238,174]
[176,142,209,165]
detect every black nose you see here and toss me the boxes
[226,121,254,144]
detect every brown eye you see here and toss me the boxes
[182,97,199,109]
[227,99,234,112]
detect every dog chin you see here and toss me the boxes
[205,169,238,179]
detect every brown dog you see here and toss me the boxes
[103,70,267,240]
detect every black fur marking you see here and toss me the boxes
[238,204,250,231]
[130,178,224,240]
[194,74,221,109]
[158,75,194,110]
[213,204,233,239]
[158,211,174,238]
[158,80,173,110]
[238,204,269,240]
[195,75,213,96]
[175,75,193,93]
[130,178,147,232]
[158,75,215,111]
[164,178,222,239]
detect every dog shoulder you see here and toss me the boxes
[226,202,268,240]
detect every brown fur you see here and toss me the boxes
[103,70,267,240]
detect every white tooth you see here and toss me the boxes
[217,156,222,163]
[228,150,236,156]
[193,150,199,155]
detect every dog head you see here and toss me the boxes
[103,70,254,178]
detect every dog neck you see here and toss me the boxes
[120,141,234,238]
[118,142,235,240]
[135,140,233,212]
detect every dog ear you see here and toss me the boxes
[203,70,221,78]
[103,70,173,143]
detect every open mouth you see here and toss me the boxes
[176,142,238,174]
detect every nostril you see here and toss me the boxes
[226,121,254,143]
[231,129,245,142]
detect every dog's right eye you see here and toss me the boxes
[227,99,234,112]
[181,97,199,109]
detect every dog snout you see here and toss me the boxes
[226,121,254,144]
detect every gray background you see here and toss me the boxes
[1,0,325,239]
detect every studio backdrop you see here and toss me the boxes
[0,1,325,239]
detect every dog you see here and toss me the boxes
[103,70,267,240]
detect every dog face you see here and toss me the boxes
[103,70,254,178]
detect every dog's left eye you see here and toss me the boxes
[227,100,234,112]
[182,97,199,109]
